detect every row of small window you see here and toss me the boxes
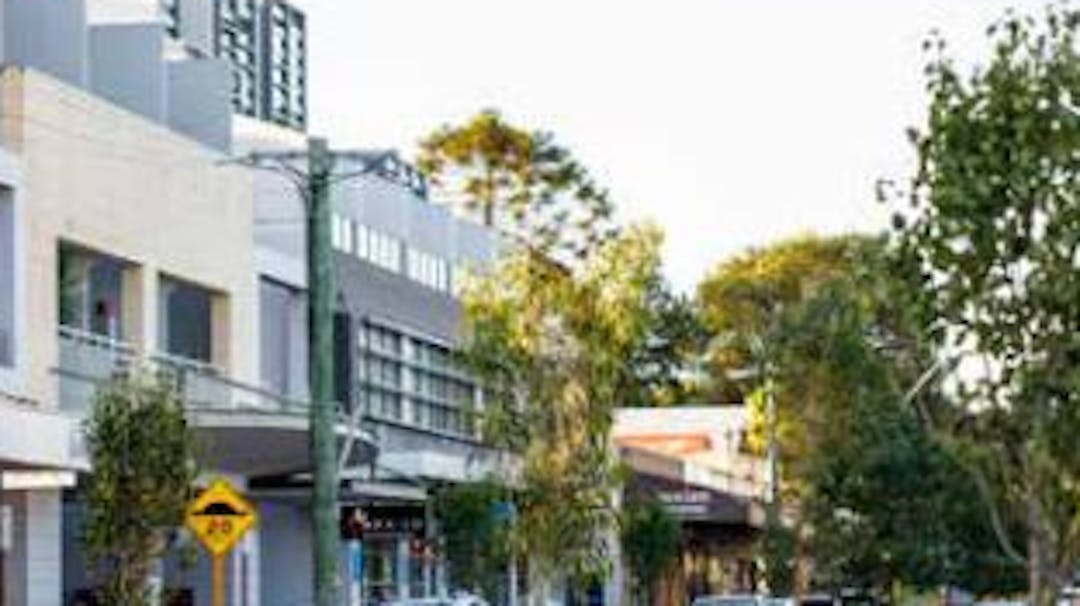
[414,399,474,436]
[359,324,459,375]
[407,249,451,293]
[360,354,402,389]
[332,214,403,273]
[362,388,474,436]
[414,371,474,405]
[358,353,473,404]
[332,215,454,294]
[361,323,402,356]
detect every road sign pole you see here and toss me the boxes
[186,478,258,606]
[212,554,226,606]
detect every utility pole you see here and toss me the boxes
[307,137,339,606]
[235,141,397,606]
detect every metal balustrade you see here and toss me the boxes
[56,325,326,419]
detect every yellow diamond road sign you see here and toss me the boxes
[185,478,257,556]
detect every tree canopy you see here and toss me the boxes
[83,372,198,606]
[887,5,1080,602]
[461,223,664,590]
[418,109,616,261]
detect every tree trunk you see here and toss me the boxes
[1027,490,1060,606]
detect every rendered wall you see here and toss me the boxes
[0,67,257,407]
[2,0,88,88]
[166,57,232,151]
[88,23,166,122]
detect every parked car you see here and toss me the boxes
[382,593,489,606]
[691,595,793,606]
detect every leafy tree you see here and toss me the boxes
[461,224,663,595]
[625,281,708,407]
[82,372,198,606]
[417,109,616,260]
[436,479,514,600]
[887,6,1080,602]
[697,234,875,593]
[699,234,1024,596]
[620,499,682,605]
[783,281,1025,597]
[697,234,866,407]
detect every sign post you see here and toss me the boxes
[185,478,258,606]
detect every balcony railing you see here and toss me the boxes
[56,326,313,418]
[57,325,136,415]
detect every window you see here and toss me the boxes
[365,388,402,421]
[355,224,369,259]
[331,214,355,254]
[159,277,215,364]
[406,248,453,293]
[259,278,306,397]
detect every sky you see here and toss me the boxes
[302,0,1045,292]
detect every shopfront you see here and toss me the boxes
[341,503,438,604]
[627,472,763,604]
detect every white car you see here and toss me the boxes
[692,596,793,606]
[383,595,489,606]
[692,595,760,606]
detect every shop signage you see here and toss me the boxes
[341,504,425,538]
[630,472,750,524]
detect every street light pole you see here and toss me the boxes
[307,137,340,606]
[232,143,402,606]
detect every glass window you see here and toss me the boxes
[355,224,369,259]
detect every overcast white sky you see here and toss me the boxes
[302,0,1044,292]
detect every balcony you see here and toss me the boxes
[57,325,311,416]
[55,326,375,476]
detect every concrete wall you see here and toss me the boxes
[84,0,160,24]
[166,57,233,151]
[88,23,166,122]
[334,174,500,267]
[336,254,464,343]
[0,67,257,406]
[2,0,88,88]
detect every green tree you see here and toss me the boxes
[418,109,616,260]
[783,281,1024,597]
[697,234,875,593]
[436,479,514,600]
[697,234,865,408]
[82,372,199,606]
[887,6,1080,602]
[625,281,708,407]
[461,224,663,595]
[620,499,682,606]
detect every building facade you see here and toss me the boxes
[0,61,263,604]
[614,406,768,605]
[154,0,308,130]
[0,0,514,604]
[248,145,508,604]
[0,1,363,604]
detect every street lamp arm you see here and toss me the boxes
[901,354,962,407]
